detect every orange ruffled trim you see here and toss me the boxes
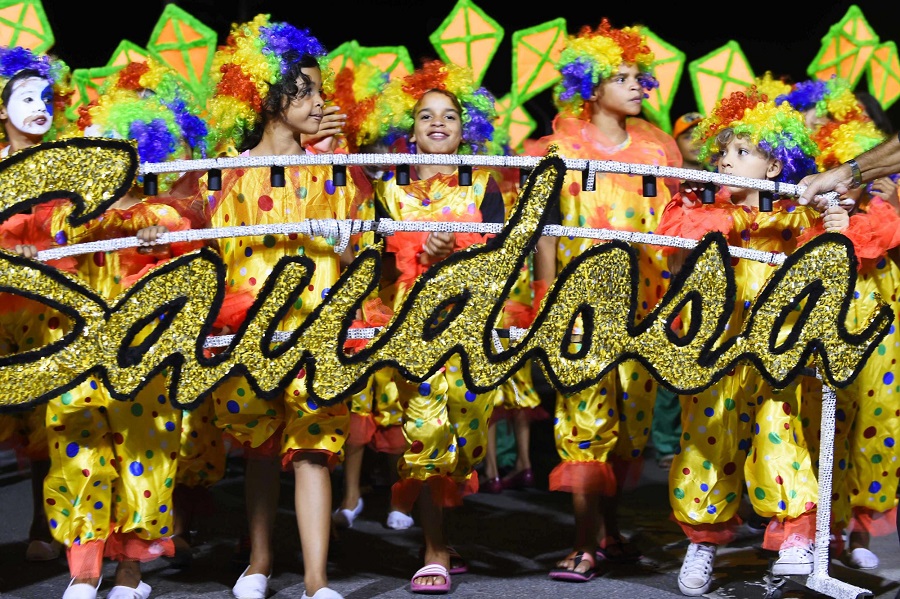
[386,230,489,288]
[391,474,478,512]
[213,291,257,332]
[674,516,740,545]
[104,531,174,563]
[371,425,407,455]
[548,460,617,495]
[348,412,376,445]
[282,448,342,472]
[761,509,817,551]
[850,506,897,537]
[343,297,393,353]
[66,540,105,579]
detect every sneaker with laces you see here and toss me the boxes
[772,533,814,576]
[678,542,716,596]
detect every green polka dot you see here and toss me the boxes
[877,344,887,356]
[879,495,888,503]
[468,419,480,430]
[236,388,245,397]
[630,372,639,381]
[131,403,143,417]
[298,187,308,199]
[578,215,587,226]
[133,511,142,524]
[415,418,424,428]
[263,234,276,248]
[455,379,464,387]
[294,297,303,310]
[58,485,68,493]
[265,409,277,417]
[636,410,645,422]
[99,457,105,466]
[80,429,90,438]
[792,461,801,470]
[165,478,173,488]
[577,400,587,411]
[872,454,883,464]
[674,488,685,500]
[789,490,798,499]
[683,433,691,440]
[308,423,321,435]
[754,487,766,500]
[874,407,883,416]
[237,193,246,203]
[60,391,73,406]
[724,398,736,411]
[145,450,154,459]
[725,492,737,503]
[625,207,635,218]
[767,432,782,444]
[246,419,258,428]
[702,460,712,470]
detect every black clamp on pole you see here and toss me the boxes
[701,182,716,204]
[271,165,286,188]
[642,175,657,197]
[459,164,472,186]
[397,164,410,186]
[142,173,158,196]
[333,164,347,187]
[207,168,222,191]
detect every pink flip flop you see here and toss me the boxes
[549,551,597,582]
[410,563,451,594]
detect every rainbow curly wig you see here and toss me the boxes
[206,14,328,154]
[694,87,819,184]
[74,59,210,191]
[332,61,390,153]
[752,71,792,104]
[775,75,863,125]
[374,59,498,155]
[552,18,657,118]
[813,115,885,171]
[0,45,72,143]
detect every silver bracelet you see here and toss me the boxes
[845,158,862,189]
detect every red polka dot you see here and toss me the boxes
[775,475,784,485]
[48,317,60,330]
[298,368,306,379]
[782,403,791,415]
[224,213,230,222]
[144,490,152,498]
[410,440,424,453]
[571,427,578,436]
[92,252,105,267]
[308,284,315,291]
[863,426,877,439]
[258,195,274,211]
[82,469,90,477]
[472,446,483,458]
[249,277,257,286]
[804,502,816,511]
[46,498,56,505]
[723,462,737,475]
[693,497,700,503]
[707,436,716,445]
[682,468,691,475]
[113,433,125,445]
[568,182,581,196]
[784,423,790,430]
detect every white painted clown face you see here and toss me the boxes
[4,76,53,136]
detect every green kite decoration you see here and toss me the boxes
[146,3,217,104]
[0,0,53,53]
[66,64,125,121]
[807,4,878,88]
[866,41,900,112]
[106,39,149,68]
[688,40,755,118]
[640,27,686,135]
[510,18,566,105]
[429,0,503,87]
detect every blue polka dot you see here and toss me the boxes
[738,439,750,451]
[752,423,760,435]
[160,526,169,534]
[159,505,168,513]
[227,400,240,414]
[739,413,750,422]
[306,398,319,410]
[129,461,144,476]
[157,394,166,404]
[418,382,431,396]
[836,409,846,422]
[325,180,336,194]
[458,437,467,446]
[50,519,57,529]
[90,380,98,390]
[700,483,709,492]
[885,438,895,448]
[448,444,456,453]
[778,500,786,510]
[244,247,253,257]
[704,407,715,417]
[65,442,79,458]
[607,409,615,417]
[464,390,476,402]
[578,441,591,449]
[707,505,717,514]
[165,421,175,432]
[838,459,847,469]
[869,481,882,493]
[883,372,894,385]
[94,501,103,509]
[429,448,439,459]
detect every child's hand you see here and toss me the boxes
[302,104,347,154]
[870,176,899,205]
[822,205,850,233]
[419,231,455,264]
[137,225,168,243]
[13,244,38,259]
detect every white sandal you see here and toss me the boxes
[106,581,151,599]
[332,497,364,529]
[62,576,102,599]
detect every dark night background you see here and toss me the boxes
[43,0,900,138]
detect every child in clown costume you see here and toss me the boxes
[655,88,858,596]
[780,81,900,570]
[525,19,682,580]
[35,59,210,599]
[0,44,73,563]
[197,15,372,599]
[369,59,505,593]
[325,61,416,532]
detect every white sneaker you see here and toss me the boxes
[848,547,879,569]
[301,588,344,599]
[772,533,814,576]
[232,566,270,599]
[332,498,364,529]
[62,577,102,599]
[678,543,716,596]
